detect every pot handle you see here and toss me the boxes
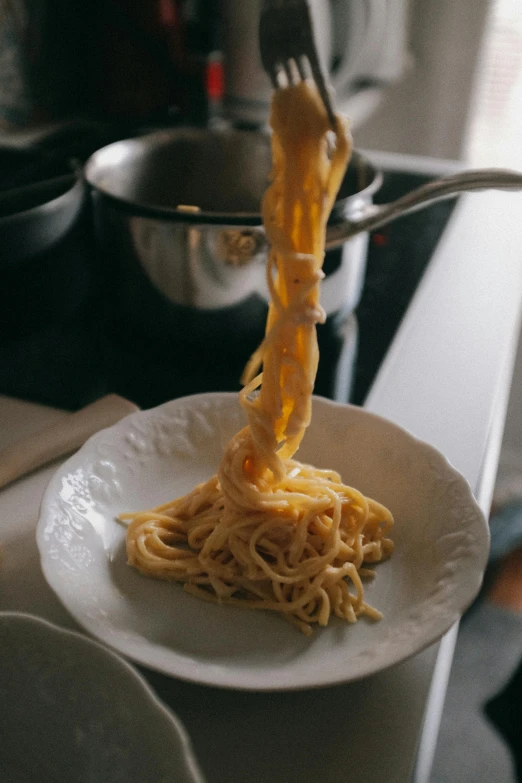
[325,168,522,250]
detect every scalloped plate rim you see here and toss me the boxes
[36,392,490,691]
[0,610,205,782]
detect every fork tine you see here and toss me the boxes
[267,67,280,91]
[307,55,336,128]
[282,60,293,87]
[296,56,308,82]
[295,1,336,127]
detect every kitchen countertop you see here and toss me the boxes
[2,167,522,782]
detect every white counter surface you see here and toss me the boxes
[2,169,522,782]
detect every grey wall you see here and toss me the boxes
[356,0,491,160]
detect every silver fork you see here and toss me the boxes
[259,0,336,127]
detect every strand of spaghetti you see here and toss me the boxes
[124,80,394,634]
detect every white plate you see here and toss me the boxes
[0,612,205,783]
[37,393,489,691]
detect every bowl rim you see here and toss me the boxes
[84,129,383,226]
[36,392,490,691]
[0,610,206,782]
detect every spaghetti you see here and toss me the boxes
[124,82,394,635]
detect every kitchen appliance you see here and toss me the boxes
[85,128,377,406]
[83,126,522,409]
[6,113,521,412]
[86,0,411,129]
[0,0,408,130]
[0,123,461,411]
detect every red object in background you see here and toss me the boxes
[372,232,389,248]
[1,0,222,127]
[205,56,224,102]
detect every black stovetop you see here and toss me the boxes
[0,130,456,411]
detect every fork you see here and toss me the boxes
[259,0,336,127]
